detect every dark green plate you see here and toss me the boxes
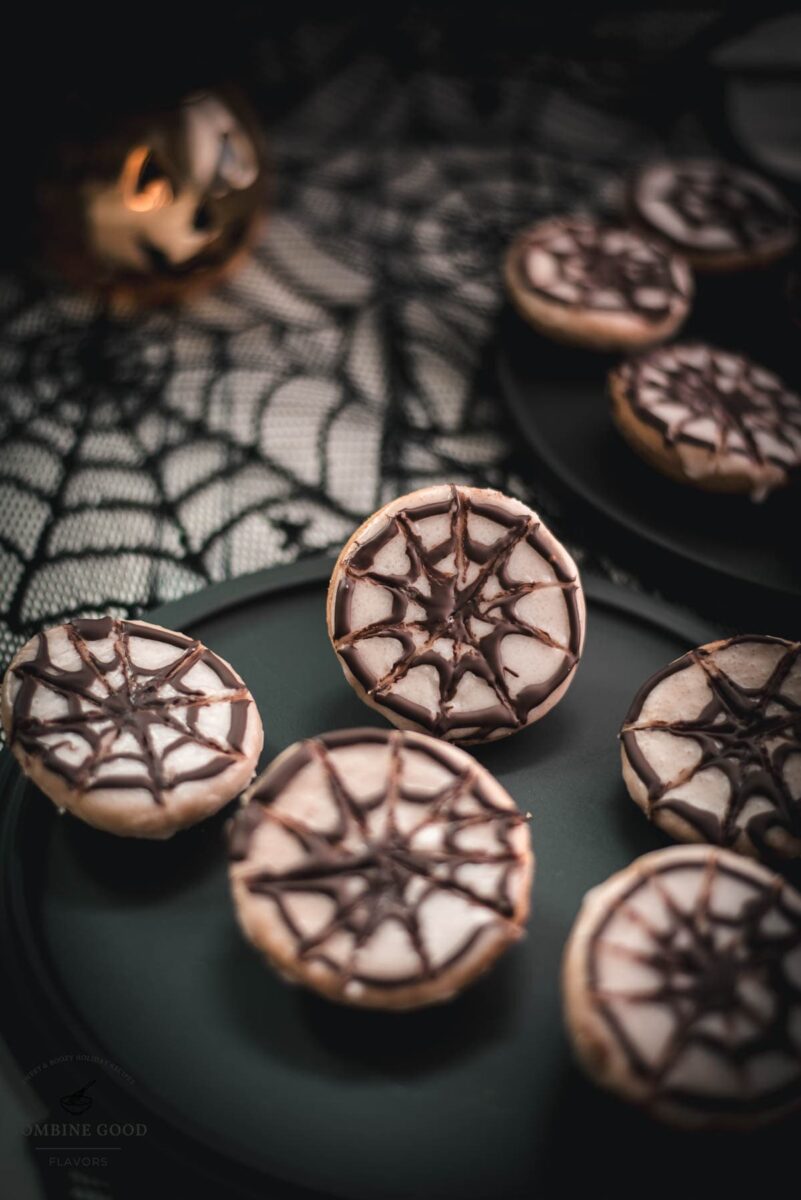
[1,557,798,1199]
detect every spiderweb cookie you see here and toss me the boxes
[1,616,263,838]
[229,728,533,1010]
[327,485,585,744]
[610,343,801,499]
[505,214,692,350]
[563,845,801,1128]
[630,160,796,271]
[621,635,801,860]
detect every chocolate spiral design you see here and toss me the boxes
[229,728,531,996]
[622,635,801,856]
[5,616,252,803]
[331,486,583,741]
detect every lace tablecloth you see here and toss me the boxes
[0,31,709,676]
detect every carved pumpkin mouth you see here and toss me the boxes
[137,215,248,276]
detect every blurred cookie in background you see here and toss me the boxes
[629,159,797,272]
[505,215,692,352]
[609,342,801,500]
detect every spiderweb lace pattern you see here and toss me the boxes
[0,27,660,684]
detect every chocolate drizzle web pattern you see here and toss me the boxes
[622,636,801,854]
[230,729,529,991]
[636,161,795,253]
[7,616,251,803]
[517,217,690,322]
[587,852,801,1117]
[332,486,582,740]
[618,344,801,471]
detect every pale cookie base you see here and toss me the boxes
[230,733,534,1010]
[628,209,796,274]
[326,484,586,745]
[609,371,788,497]
[628,162,797,273]
[620,635,801,860]
[503,241,688,352]
[621,743,801,862]
[333,658,581,748]
[1,619,264,839]
[231,868,529,1011]
[627,217,796,274]
[562,845,801,1129]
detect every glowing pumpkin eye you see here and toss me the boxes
[120,146,174,212]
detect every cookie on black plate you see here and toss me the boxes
[229,728,534,1009]
[505,214,692,351]
[609,342,801,500]
[621,634,801,860]
[1,617,263,838]
[327,484,585,744]
[563,844,801,1128]
[630,160,796,272]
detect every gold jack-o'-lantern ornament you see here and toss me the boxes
[38,88,267,308]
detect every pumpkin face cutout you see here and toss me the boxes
[40,88,266,307]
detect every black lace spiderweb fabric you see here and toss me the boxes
[0,22,676,681]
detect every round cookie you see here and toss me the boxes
[563,844,801,1129]
[327,484,585,745]
[621,635,801,861]
[630,159,797,272]
[228,727,533,1010]
[504,214,692,351]
[609,342,801,499]
[1,616,263,838]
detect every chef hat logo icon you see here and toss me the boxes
[59,1079,95,1116]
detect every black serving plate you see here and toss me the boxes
[497,265,801,636]
[1,557,799,1200]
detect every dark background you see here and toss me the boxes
[1,9,799,1198]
